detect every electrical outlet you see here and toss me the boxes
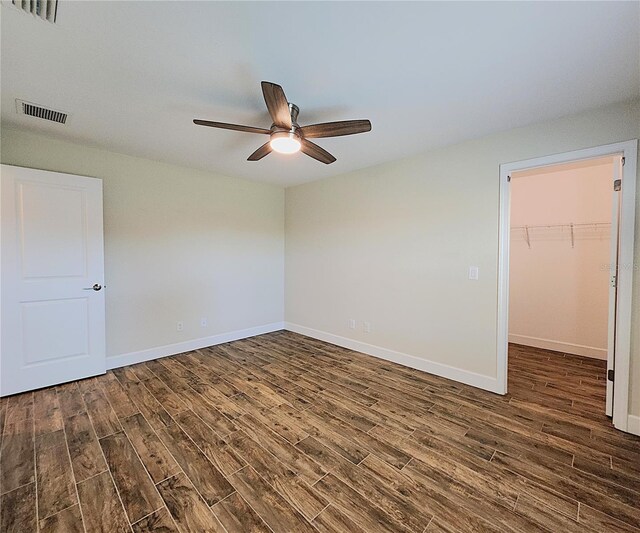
[200,317,207,328]
[349,319,356,329]
[364,321,371,333]
[176,321,184,332]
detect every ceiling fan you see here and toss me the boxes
[194,81,372,164]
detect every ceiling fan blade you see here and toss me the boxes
[300,119,372,139]
[300,140,336,165]
[193,119,270,135]
[261,81,292,129]
[247,142,273,161]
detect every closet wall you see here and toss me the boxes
[509,158,615,359]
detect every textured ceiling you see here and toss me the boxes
[2,1,639,186]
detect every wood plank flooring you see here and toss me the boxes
[1,332,639,532]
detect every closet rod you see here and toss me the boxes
[510,222,611,249]
[510,222,611,230]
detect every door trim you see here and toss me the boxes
[497,140,638,433]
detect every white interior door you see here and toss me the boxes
[606,156,622,417]
[1,165,106,396]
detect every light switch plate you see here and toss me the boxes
[469,266,479,280]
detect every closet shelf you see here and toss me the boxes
[510,222,611,249]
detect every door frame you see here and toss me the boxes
[497,140,638,432]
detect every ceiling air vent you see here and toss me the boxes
[11,0,58,23]
[16,100,68,124]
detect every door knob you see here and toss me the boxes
[83,284,102,291]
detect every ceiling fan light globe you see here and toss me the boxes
[270,132,301,154]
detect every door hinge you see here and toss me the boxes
[621,156,625,166]
[507,175,511,182]
[608,369,615,382]
[614,179,621,191]
[610,274,617,288]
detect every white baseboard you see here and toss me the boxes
[508,334,607,360]
[284,322,501,394]
[106,322,285,370]
[627,415,640,436]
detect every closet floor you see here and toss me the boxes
[1,333,638,532]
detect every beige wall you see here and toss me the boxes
[285,99,640,415]
[0,127,285,360]
[509,160,614,359]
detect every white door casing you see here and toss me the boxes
[1,165,106,396]
[498,140,638,433]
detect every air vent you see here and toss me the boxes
[11,0,58,23]
[16,100,68,124]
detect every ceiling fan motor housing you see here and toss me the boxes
[270,103,302,142]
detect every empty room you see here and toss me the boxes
[1,1,639,532]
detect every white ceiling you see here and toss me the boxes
[2,1,639,187]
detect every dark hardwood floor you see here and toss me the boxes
[1,332,638,532]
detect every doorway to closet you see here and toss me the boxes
[497,140,637,434]
[509,156,617,419]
